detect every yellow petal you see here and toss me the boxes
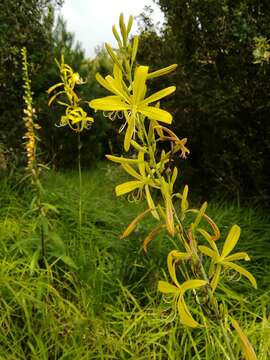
[165,195,175,236]
[210,264,221,292]
[139,106,172,123]
[105,75,130,103]
[48,91,65,106]
[89,96,130,111]
[138,151,145,177]
[141,86,176,106]
[225,252,250,262]
[145,184,160,220]
[181,279,207,293]
[197,229,218,251]
[47,82,63,94]
[231,318,258,360]
[200,213,220,241]
[121,163,142,180]
[133,66,149,104]
[223,261,257,289]
[221,225,241,258]
[178,296,200,328]
[95,73,115,93]
[167,251,181,288]
[198,245,217,259]
[161,180,175,236]
[124,115,135,151]
[115,180,142,196]
[158,281,180,294]
[113,64,123,83]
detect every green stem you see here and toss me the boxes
[78,133,82,235]
[40,220,45,261]
[172,211,236,359]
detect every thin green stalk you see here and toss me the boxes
[173,210,237,359]
[78,133,82,235]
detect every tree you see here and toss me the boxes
[138,0,270,202]
[0,0,62,157]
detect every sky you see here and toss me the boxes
[59,0,164,58]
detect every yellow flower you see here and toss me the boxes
[89,65,175,151]
[59,105,94,133]
[199,225,257,292]
[106,151,160,219]
[158,250,206,327]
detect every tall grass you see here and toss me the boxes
[0,163,269,359]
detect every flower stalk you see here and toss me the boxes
[89,14,258,359]
[22,47,46,262]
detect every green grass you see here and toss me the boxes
[0,162,269,359]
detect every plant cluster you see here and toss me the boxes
[33,11,262,359]
[48,55,94,132]
[87,14,258,359]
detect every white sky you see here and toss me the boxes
[59,0,164,58]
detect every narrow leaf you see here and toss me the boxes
[231,318,258,360]
[112,25,122,48]
[105,43,124,71]
[193,201,207,229]
[143,225,165,252]
[147,64,178,79]
[106,154,142,164]
[181,185,189,213]
[131,36,139,64]
[210,264,221,292]
[127,15,133,35]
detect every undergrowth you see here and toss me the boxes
[0,163,269,359]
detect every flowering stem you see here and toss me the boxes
[78,133,82,235]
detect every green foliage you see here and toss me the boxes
[0,2,111,170]
[0,166,269,358]
[87,13,265,358]
[0,0,57,154]
[138,0,270,202]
